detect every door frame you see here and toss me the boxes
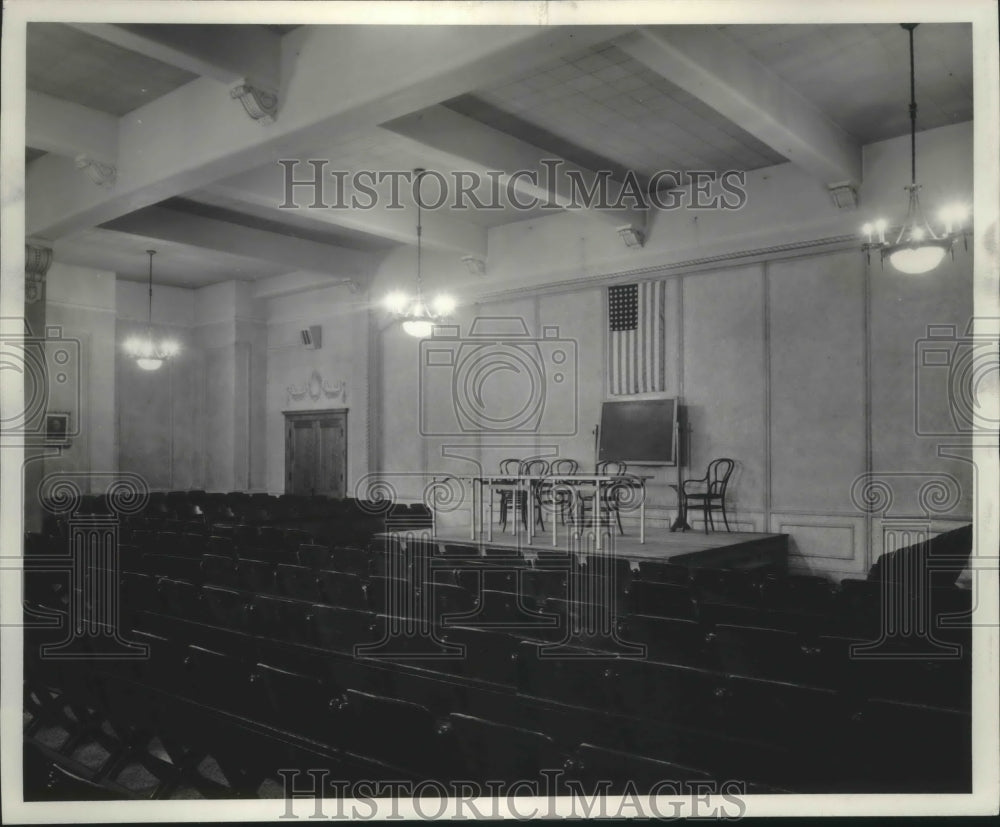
[282,408,348,496]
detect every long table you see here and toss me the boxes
[451,474,651,551]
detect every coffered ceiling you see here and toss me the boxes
[22,20,975,290]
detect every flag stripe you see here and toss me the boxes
[608,280,665,395]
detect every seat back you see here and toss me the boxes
[549,458,579,476]
[297,543,333,570]
[498,458,521,476]
[569,743,711,793]
[444,712,561,784]
[596,460,627,476]
[706,458,735,496]
[521,458,550,477]
[338,689,439,773]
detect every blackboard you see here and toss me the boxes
[598,398,677,465]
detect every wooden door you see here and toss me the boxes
[284,410,347,497]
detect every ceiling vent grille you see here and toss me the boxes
[300,325,321,349]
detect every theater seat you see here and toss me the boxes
[330,546,369,577]
[183,645,255,717]
[201,585,250,631]
[276,563,321,602]
[616,614,708,666]
[568,743,711,794]
[316,571,368,611]
[296,543,333,570]
[334,689,441,777]
[712,624,808,681]
[254,661,336,739]
[200,554,239,589]
[442,713,562,785]
[311,604,379,653]
[249,594,312,644]
[439,626,521,686]
[627,581,696,620]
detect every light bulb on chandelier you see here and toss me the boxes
[384,169,456,339]
[123,250,180,370]
[860,24,971,275]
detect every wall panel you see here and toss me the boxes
[768,250,866,514]
[681,266,767,520]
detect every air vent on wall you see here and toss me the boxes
[300,325,322,349]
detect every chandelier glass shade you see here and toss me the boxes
[384,170,455,338]
[861,24,970,274]
[123,250,180,370]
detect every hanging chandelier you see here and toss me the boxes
[383,169,455,338]
[123,250,180,371]
[861,23,970,275]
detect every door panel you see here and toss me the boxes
[285,411,347,497]
[318,418,346,498]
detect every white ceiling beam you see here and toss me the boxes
[63,23,281,90]
[26,91,118,166]
[28,25,628,241]
[204,164,488,258]
[383,106,648,230]
[102,205,376,283]
[252,271,360,300]
[616,26,862,187]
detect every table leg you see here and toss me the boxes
[469,479,475,540]
[595,481,602,552]
[488,480,494,542]
[526,482,534,545]
[640,490,645,544]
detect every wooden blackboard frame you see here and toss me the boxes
[598,397,678,466]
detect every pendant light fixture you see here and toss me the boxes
[861,23,970,274]
[384,169,455,338]
[122,250,180,371]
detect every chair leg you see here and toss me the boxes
[721,502,732,532]
[704,503,711,533]
[614,504,625,535]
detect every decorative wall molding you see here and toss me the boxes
[25,244,53,304]
[827,181,859,209]
[616,224,645,248]
[471,232,859,306]
[286,369,346,404]
[461,255,487,277]
[230,83,278,125]
[74,154,117,188]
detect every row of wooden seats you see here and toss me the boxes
[24,598,970,796]
[27,528,972,713]
[108,558,972,714]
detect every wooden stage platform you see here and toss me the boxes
[380,525,789,572]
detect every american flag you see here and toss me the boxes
[608,281,665,395]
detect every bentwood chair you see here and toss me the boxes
[537,459,580,528]
[520,458,551,531]
[495,459,523,532]
[576,460,630,535]
[682,458,735,533]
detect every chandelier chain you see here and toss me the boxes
[906,23,918,186]
[415,169,424,302]
[147,250,155,326]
